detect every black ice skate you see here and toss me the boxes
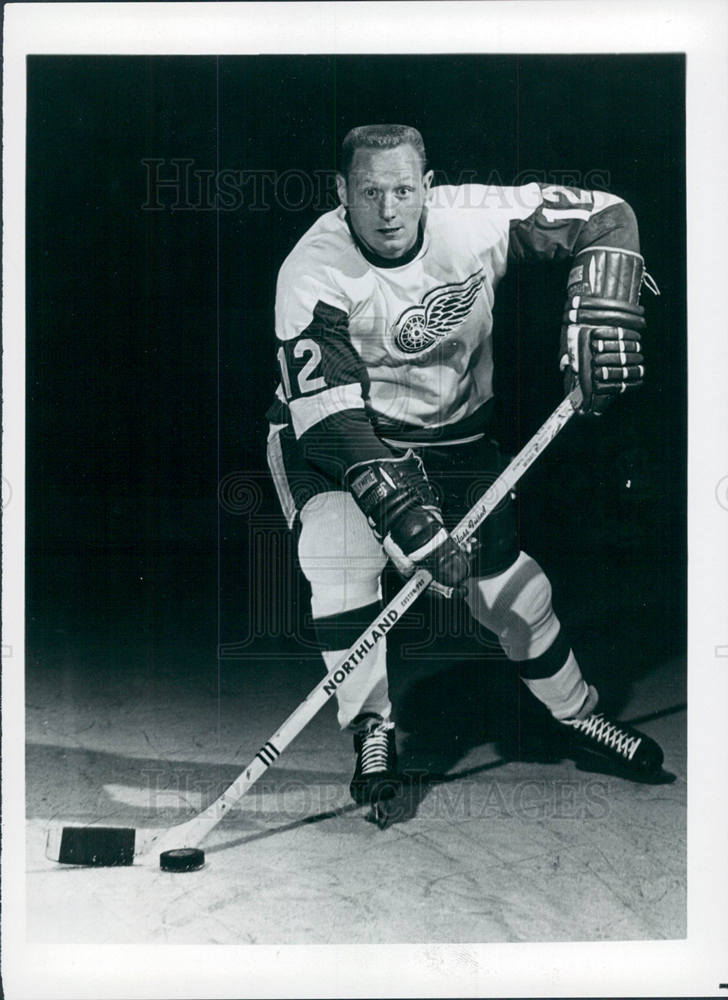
[349,715,400,827]
[560,688,664,780]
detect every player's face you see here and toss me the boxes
[337,145,433,260]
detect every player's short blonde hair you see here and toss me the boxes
[340,124,427,177]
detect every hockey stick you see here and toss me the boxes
[46,386,582,866]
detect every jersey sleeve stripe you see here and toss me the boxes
[541,207,593,223]
[289,383,365,438]
[266,423,297,529]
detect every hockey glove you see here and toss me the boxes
[559,246,657,416]
[345,451,471,598]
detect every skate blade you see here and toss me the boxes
[573,751,675,784]
[366,802,390,830]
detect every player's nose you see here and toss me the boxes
[378,192,397,220]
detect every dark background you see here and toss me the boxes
[26,55,686,716]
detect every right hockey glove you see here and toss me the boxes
[345,451,471,598]
[559,246,657,416]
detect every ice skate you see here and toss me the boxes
[349,715,400,827]
[561,686,665,779]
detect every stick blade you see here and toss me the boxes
[46,824,137,866]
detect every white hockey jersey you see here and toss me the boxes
[269,182,639,476]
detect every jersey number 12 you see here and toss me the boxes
[277,339,327,399]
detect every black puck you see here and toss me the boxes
[159,847,205,872]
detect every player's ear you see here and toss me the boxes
[422,169,434,195]
[336,172,348,207]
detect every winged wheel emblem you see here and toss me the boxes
[393,270,484,356]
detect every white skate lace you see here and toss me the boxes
[359,728,392,775]
[566,713,641,761]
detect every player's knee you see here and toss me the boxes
[499,560,559,661]
[467,552,560,661]
[298,491,386,617]
[518,563,554,630]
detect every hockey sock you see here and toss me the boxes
[465,553,596,721]
[315,601,392,729]
[520,646,595,721]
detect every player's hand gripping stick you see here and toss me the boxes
[345,451,471,598]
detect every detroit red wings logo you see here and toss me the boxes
[393,270,484,357]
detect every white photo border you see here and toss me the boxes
[3,2,727,998]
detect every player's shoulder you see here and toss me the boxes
[429,182,543,219]
[275,207,359,339]
[278,206,355,283]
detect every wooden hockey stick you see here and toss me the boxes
[46,387,582,865]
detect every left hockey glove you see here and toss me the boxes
[345,451,471,598]
[560,246,655,416]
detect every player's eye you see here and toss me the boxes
[364,188,378,198]
[396,186,413,197]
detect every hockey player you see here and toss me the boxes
[266,124,664,813]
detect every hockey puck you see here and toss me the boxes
[159,848,205,872]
